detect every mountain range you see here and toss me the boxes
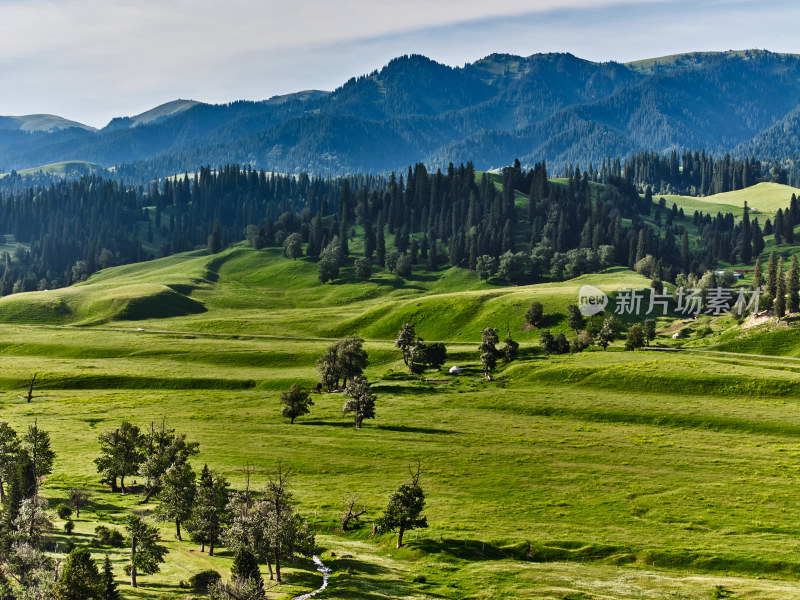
[2,49,800,176]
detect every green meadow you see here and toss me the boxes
[1,246,800,598]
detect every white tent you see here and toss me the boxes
[449,365,461,374]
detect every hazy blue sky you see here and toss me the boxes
[1,0,798,127]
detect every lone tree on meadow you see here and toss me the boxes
[280,384,313,424]
[317,336,368,391]
[124,514,168,588]
[479,327,501,379]
[395,323,417,370]
[343,375,376,429]
[376,463,428,549]
[68,487,91,518]
[525,301,544,327]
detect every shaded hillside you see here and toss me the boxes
[3,50,800,176]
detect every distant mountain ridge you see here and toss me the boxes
[2,49,800,176]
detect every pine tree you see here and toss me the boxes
[776,256,786,319]
[188,465,230,556]
[741,202,752,263]
[376,225,386,267]
[788,255,800,314]
[753,257,763,290]
[54,547,103,599]
[231,547,264,588]
[479,327,500,379]
[766,252,778,297]
[101,556,120,600]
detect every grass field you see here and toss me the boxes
[660,181,800,219]
[0,243,800,598]
[0,160,107,178]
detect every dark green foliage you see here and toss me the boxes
[154,461,196,541]
[188,570,221,592]
[54,547,102,600]
[125,514,169,587]
[343,376,376,429]
[625,324,645,351]
[280,384,313,424]
[376,464,428,549]
[94,525,125,548]
[479,327,500,378]
[775,257,786,318]
[231,547,263,587]
[317,336,368,391]
[282,233,302,260]
[57,505,72,520]
[101,556,120,600]
[186,465,230,556]
[566,305,585,334]
[95,421,145,493]
[643,319,657,346]
[64,520,75,534]
[525,302,544,327]
[354,257,372,281]
[789,256,800,313]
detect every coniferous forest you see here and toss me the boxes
[0,149,795,296]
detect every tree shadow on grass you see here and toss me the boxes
[375,424,455,435]
[299,420,356,428]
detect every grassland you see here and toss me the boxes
[0,243,799,598]
[0,160,107,178]
[659,181,800,219]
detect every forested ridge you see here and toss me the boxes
[1,148,793,296]
[5,50,800,178]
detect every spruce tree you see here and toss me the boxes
[776,256,786,319]
[101,556,120,600]
[54,547,103,599]
[187,465,230,556]
[766,252,778,297]
[741,202,752,263]
[753,257,763,290]
[231,547,263,588]
[788,255,800,314]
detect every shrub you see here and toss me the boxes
[94,525,125,547]
[413,575,427,583]
[188,570,221,592]
[64,520,75,534]
[57,505,72,520]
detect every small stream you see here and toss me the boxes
[291,555,332,600]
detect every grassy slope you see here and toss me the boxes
[1,243,800,597]
[660,181,800,218]
[0,160,107,178]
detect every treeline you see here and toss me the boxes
[560,150,774,196]
[2,153,793,298]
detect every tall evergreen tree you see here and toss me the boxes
[101,556,121,600]
[766,252,778,297]
[776,256,786,318]
[741,202,752,263]
[187,465,230,556]
[788,255,800,314]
